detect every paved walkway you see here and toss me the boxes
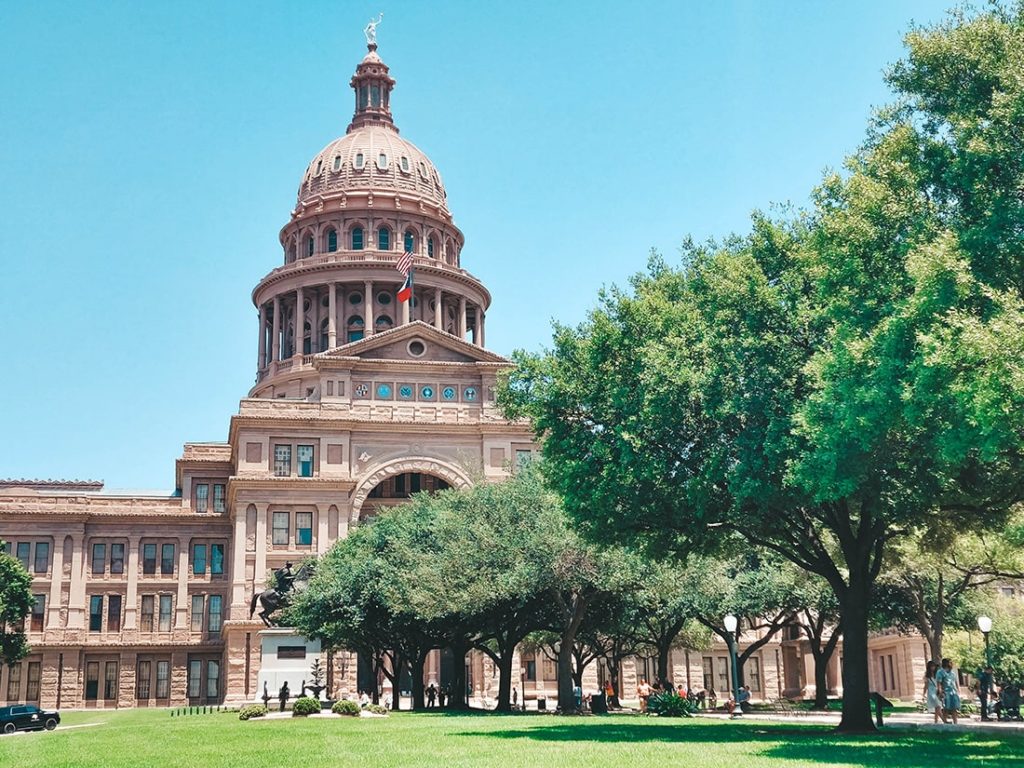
[698,710,1024,734]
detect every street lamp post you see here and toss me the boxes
[978,615,993,668]
[724,614,741,715]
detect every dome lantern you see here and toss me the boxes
[348,43,397,133]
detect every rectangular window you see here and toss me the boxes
[296,512,313,546]
[91,543,106,575]
[161,543,175,575]
[141,595,154,631]
[195,483,209,513]
[158,595,173,632]
[411,473,422,493]
[702,657,714,691]
[206,660,220,699]
[210,544,224,575]
[85,662,98,701]
[887,655,896,693]
[89,595,104,632]
[272,512,290,545]
[191,594,205,632]
[525,659,536,681]
[297,445,314,477]
[33,541,49,574]
[6,663,21,700]
[273,445,292,477]
[395,474,405,494]
[108,594,122,633]
[208,595,222,634]
[110,543,125,575]
[104,661,118,700]
[26,662,41,702]
[156,661,170,699]
[717,657,730,695]
[16,541,30,570]
[137,660,152,699]
[193,544,207,575]
[213,484,226,513]
[879,657,887,690]
[188,660,202,698]
[749,657,762,692]
[143,543,157,575]
[31,594,45,632]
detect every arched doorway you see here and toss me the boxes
[360,472,451,521]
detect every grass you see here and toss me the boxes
[0,708,1021,768]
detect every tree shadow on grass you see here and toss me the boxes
[453,720,1024,768]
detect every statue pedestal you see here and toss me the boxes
[256,627,321,706]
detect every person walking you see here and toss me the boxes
[426,682,437,708]
[637,679,652,713]
[937,658,961,725]
[923,660,946,724]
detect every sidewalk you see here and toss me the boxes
[698,709,1024,735]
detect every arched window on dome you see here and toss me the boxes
[427,237,436,259]
[326,229,338,253]
[319,318,330,352]
[377,228,390,251]
[333,156,342,172]
[303,321,312,355]
[347,315,364,343]
[404,230,415,254]
[376,315,394,331]
[351,227,364,251]
[287,240,297,264]
[445,238,456,265]
[307,236,315,258]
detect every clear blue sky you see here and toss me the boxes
[0,0,954,491]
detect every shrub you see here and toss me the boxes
[331,699,361,716]
[647,691,695,718]
[238,704,268,721]
[292,696,322,716]
[366,703,389,715]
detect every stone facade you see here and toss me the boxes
[0,41,929,711]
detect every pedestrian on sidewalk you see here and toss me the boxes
[923,660,946,724]
[937,658,961,725]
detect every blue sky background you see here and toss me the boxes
[0,0,954,490]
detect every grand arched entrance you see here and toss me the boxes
[360,472,451,522]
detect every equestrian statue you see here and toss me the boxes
[249,561,315,627]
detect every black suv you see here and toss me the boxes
[0,705,60,734]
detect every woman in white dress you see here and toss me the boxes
[923,660,946,723]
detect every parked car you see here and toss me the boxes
[0,705,60,734]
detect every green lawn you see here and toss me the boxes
[1,708,1021,768]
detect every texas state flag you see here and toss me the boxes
[397,269,413,302]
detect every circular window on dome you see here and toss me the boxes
[353,152,365,170]
[464,387,478,401]
[376,383,393,399]
[408,340,426,358]
[376,153,389,171]
[442,386,456,401]
[377,292,392,305]
[349,293,363,305]
[400,156,411,173]
[398,384,413,399]
[420,385,435,399]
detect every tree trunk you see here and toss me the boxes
[411,652,427,711]
[837,570,876,733]
[657,641,671,688]
[557,639,577,713]
[495,648,515,712]
[813,651,830,710]
[448,641,470,710]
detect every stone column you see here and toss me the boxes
[479,309,485,347]
[124,535,140,630]
[46,536,64,629]
[66,531,86,629]
[295,286,304,357]
[231,512,248,612]
[458,297,467,339]
[327,283,337,349]
[271,296,281,362]
[254,504,268,587]
[257,304,267,369]
[434,287,443,330]
[316,504,329,556]
[175,542,189,629]
[364,280,374,335]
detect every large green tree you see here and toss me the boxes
[1,541,34,668]
[502,7,1024,731]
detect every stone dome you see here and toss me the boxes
[297,126,448,211]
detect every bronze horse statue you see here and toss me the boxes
[249,561,315,627]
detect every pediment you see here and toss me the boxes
[315,321,509,365]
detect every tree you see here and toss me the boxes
[947,594,1024,683]
[501,7,1024,731]
[791,573,842,710]
[874,516,1024,662]
[0,541,34,668]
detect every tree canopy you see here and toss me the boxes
[0,540,33,667]
[501,6,1024,731]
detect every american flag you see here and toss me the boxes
[396,251,414,276]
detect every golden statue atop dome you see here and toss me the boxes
[364,12,383,46]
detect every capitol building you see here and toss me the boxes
[0,41,925,710]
